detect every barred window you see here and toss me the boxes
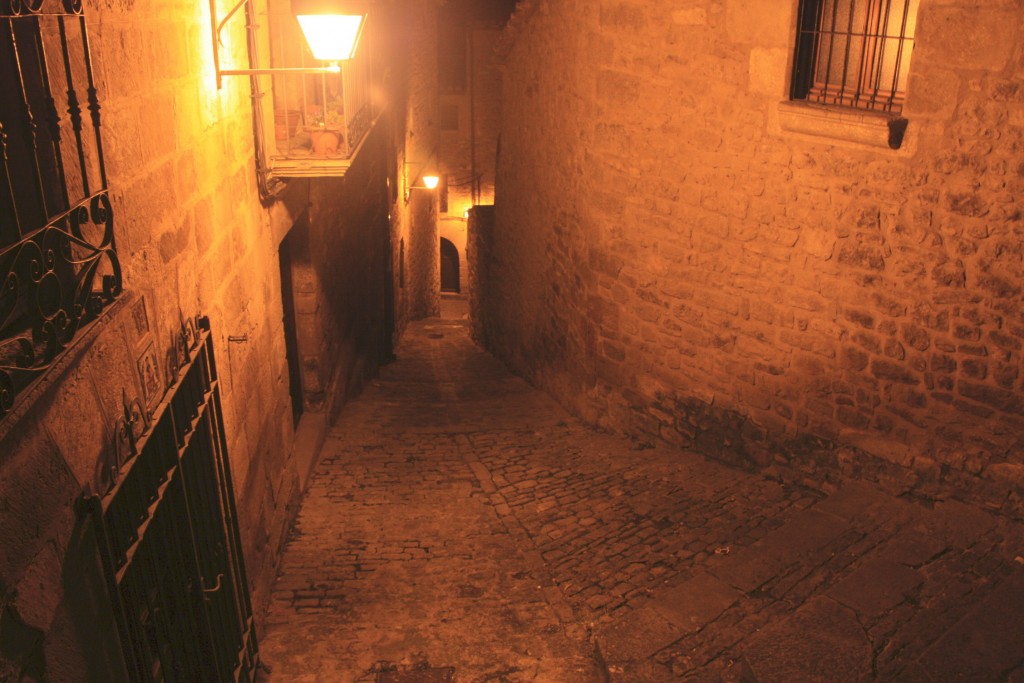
[792,0,919,113]
[1,2,122,423]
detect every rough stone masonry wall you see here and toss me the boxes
[486,0,1024,517]
[0,1,402,679]
[469,25,504,207]
[306,125,395,417]
[440,25,504,215]
[436,25,506,296]
[400,0,442,318]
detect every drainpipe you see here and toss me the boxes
[468,22,478,205]
[243,0,286,202]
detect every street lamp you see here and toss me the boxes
[404,159,440,202]
[210,0,368,88]
[293,0,368,62]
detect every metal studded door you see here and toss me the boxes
[82,317,259,683]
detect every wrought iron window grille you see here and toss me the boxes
[792,0,918,114]
[1,0,122,422]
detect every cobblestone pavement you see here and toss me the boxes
[259,311,1024,682]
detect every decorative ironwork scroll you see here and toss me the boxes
[1,0,120,420]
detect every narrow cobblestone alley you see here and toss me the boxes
[258,308,1024,683]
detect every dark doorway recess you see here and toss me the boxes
[440,238,460,293]
[279,216,306,427]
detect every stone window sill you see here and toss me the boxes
[777,101,909,150]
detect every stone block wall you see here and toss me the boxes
[398,1,442,319]
[439,25,504,216]
[306,124,395,418]
[468,25,503,208]
[0,1,415,679]
[468,205,497,343]
[434,25,505,299]
[484,0,1024,516]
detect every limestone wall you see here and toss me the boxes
[300,126,395,419]
[432,24,505,300]
[400,1,442,319]
[485,0,1024,515]
[0,1,413,679]
[440,25,504,216]
[468,205,497,345]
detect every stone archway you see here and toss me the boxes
[441,237,461,293]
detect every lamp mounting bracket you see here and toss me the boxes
[209,0,351,89]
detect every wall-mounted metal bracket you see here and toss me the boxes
[209,0,341,88]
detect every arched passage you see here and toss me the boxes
[440,237,460,293]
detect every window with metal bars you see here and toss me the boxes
[1,0,122,423]
[792,0,919,114]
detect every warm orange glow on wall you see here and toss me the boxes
[295,13,365,61]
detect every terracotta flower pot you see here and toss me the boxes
[274,109,302,141]
[310,129,341,156]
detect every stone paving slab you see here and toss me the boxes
[826,558,923,618]
[740,596,872,683]
[649,572,741,634]
[709,508,848,593]
[595,604,685,664]
[918,570,1024,682]
[258,315,1024,682]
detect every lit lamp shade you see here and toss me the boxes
[293,0,367,61]
[422,175,440,190]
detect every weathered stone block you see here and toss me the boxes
[872,359,920,385]
[747,47,789,97]
[671,8,707,26]
[845,309,875,329]
[916,8,1017,71]
[0,426,77,583]
[918,572,1024,681]
[725,0,792,47]
[837,242,886,271]
[958,381,1024,415]
[828,558,923,618]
